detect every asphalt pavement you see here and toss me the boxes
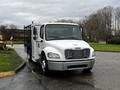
[0,44,120,90]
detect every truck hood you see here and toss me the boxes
[45,40,90,50]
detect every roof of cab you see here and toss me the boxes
[29,22,78,27]
[42,22,78,26]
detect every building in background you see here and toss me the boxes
[0,31,3,43]
[0,31,4,49]
[6,29,24,41]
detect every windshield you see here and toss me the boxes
[45,24,82,41]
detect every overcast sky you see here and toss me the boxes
[0,0,120,28]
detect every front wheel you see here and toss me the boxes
[41,56,49,75]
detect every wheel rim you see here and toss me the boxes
[42,60,46,73]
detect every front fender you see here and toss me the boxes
[42,46,63,61]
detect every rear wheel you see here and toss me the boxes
[27,48,33,62]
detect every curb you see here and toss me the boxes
[0,71,16,78]
[95,50,120,53]
[0,61,26,78]
[0,47,26,78]
[15,61,26,73]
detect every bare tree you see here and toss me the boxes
[9,24,17,29]
[115,7,120,31]
[81,6,113,42]
[0,25,7,40]
[56,19,75,23]
[99,6,113,42]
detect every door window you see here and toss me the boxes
[40,25,44,39]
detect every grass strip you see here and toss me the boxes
[90,43,120,52]
[0,49,23,72]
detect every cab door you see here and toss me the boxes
[31,26,39,62]
[39,25,44,55]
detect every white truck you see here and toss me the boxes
[24,22,95,74]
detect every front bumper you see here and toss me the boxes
[47,59,95,71]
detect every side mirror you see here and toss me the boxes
[33,27,37,35]
[33,27,37,40]
[80,27,85,40]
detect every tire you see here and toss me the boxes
[41,55,49,75]
[28,55,33,62]
[27,48,33,62]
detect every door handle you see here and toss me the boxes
[40,40,43,42]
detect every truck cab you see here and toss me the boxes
[24,23,95,74]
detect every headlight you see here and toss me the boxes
[47,52,60,59]
[92,51,95,57]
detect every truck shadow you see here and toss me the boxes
[26,61,100,90]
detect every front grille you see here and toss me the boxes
[65,49,90,59]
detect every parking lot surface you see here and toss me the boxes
[0,44,120,90]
